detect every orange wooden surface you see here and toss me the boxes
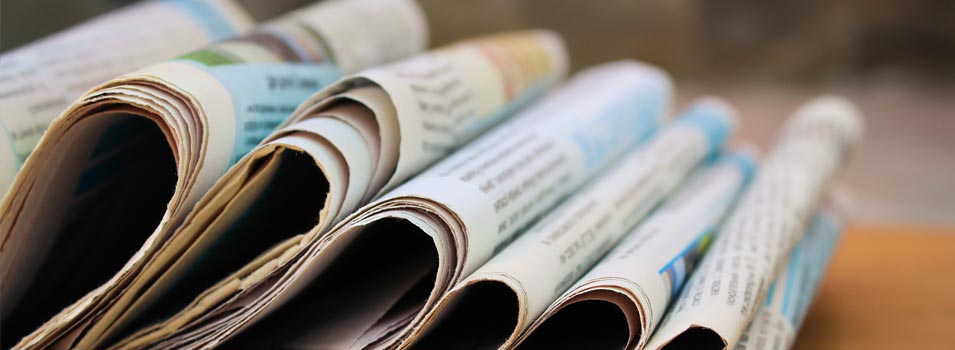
[792,224,955,350]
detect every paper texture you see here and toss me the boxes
[140,60,670,350]
[104,30,567,350]
[0,0,255,197]
[352,61,672,350]
[409,98,741,350]
[510,148,757,350]
[645,96,864,350]
[2,1,427,348]
[733,200,845,350]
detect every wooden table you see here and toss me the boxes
[793,224,955,350]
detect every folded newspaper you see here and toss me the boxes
[107,60,663,350]
[18,31,566,350]
[2,0,428,348]
[0,2,867,347]
[511,148,756,350]
[0,0,255,197]
[734,198,846,350]
[102,31,567,348]
[645,96,863,350]
[408,98,748,350]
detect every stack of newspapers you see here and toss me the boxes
[0,0,863,349]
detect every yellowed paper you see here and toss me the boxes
[3,1,427,348]
[132,61,671,350]
[109,30,568,350]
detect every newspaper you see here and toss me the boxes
[410,98,742,350]
[645,96,864,350]
[2,1,427,348]
[734,199,846,350]
[108,60,670,350]
[0,0,255,197]
[510,149,757,350]
[100,31,568,350]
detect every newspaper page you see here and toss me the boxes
[645,96,864,350]
[734,199,846,350]
[119,60,672,350]
[105,31,567,350]
[512,149,757,350]
[0,0,255,197]
[3,1,427,349]
[409,98,740,350]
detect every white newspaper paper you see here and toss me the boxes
[166,60,673,350]
[645,96,864,350]
[0,0,255,196]
[410,98,740,350]
[108,31,568,350]
[734,200,846,350]
[512,149,757,350]
[3,1,427,349]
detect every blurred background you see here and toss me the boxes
[2,0,953,225]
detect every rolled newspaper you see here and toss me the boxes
[410,98,740,350]
[3,0,427,348]
[512,149,758,350]
[645,96,864,350]
[0,0,255,197]
[106,31,568,350]
[122,60,672,350]
[733,199,846,350]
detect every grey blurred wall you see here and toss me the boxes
[3,0,953,83]
[416,0,955,83]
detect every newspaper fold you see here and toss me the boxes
[645,96,863,350]
[410,98,741,350]
[0,0,255,197]
[733,199,846,350]
[4,0,427,348]
[107,31,568,350]
[512,149,757,350]
[115,60,670,350]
